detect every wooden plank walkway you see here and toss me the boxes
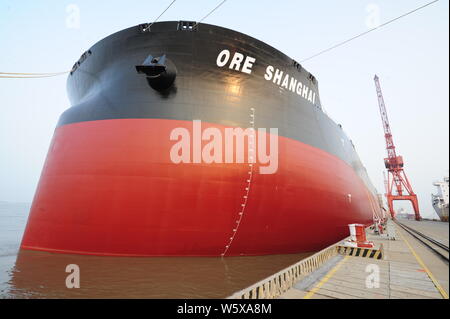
[279,221,446,299]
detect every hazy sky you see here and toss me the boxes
[0,0,448,219]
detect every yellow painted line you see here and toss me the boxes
[303,256,350,299]
[397,225,449,299]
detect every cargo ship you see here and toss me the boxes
[432,177,449,222]
[21,21,383,257]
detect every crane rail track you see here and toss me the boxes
[395,221,449,263]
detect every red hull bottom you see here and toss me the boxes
[21,119,375,256]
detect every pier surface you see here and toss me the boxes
[400,219,449,247]
[279,220,449,299]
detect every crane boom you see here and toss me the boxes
[374,75,397,161]
[374,75,420,221]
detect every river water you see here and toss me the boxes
[0,202,311,298]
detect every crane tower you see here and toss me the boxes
[374,75,421,221]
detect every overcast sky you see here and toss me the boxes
[0,0,448,219]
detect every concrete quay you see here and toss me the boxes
[279,220,448,299]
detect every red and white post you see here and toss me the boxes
[344,224,374,248]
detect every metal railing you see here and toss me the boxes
[227,242,341,299]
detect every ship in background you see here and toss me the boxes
[395,207,416,220]
[20,21,383,257]
[432,177,449,222]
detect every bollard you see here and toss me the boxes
[344,224,374,248]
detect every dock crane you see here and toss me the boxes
[374,75,421,221]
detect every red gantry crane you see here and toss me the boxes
[374,75,421,221]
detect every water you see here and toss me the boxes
[0,201,29,297]
[0,202,311,298]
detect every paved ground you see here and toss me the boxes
[400,219,449,246]
[279,221,448,299]
[397,220,449,296]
